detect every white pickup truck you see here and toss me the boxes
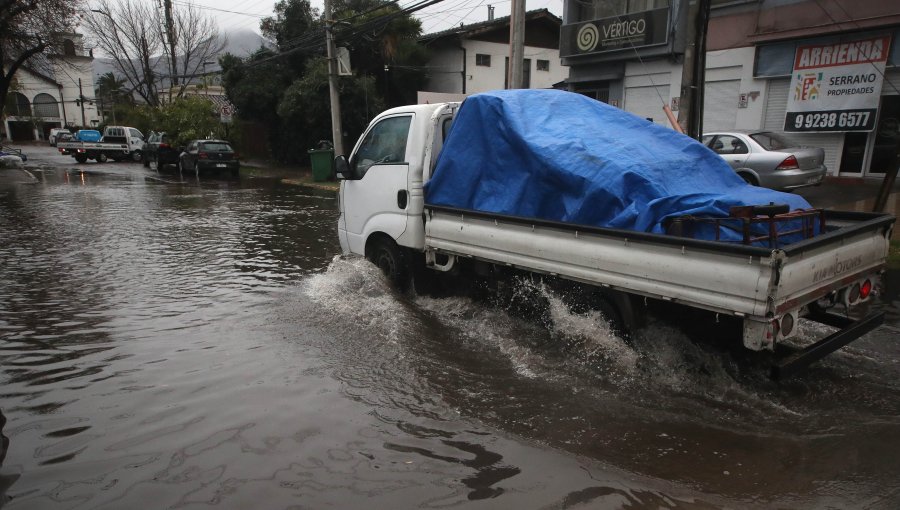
[335,99,895,379]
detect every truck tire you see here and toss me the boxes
[132,150,142,162]
[97,153,108,163]
[366,236,410,291]
[74,153,88,164]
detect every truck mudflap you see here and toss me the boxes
[771,311,884,380]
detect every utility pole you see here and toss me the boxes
[324,0,345,156]
[163,0,178,101]
[507,0,525,89]
[78,78,86,128]
[677,0,712,139]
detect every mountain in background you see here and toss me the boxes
[92,29,269,88]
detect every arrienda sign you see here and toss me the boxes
[784,35,891,132]
[560,8,669,58]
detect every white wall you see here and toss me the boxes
[621,46,765,131]
[423,46,464,94]
[52,56,99,128]
[463,39,566,93]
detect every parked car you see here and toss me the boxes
[178,140,239,177]
[48,128,71,146]
[701,131,826,190]
[102,126,144,162]
[141,131,180,170]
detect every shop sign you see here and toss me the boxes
[560,8,669,58]
[784,35,891,132]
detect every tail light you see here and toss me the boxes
[769,319,780,339]
[860,279,872,300]
[159,143,170,149]
[199,152,209,159]
[77,149,85,153]
[776,155,800,170]
[848,283,861,303]
[59,148,64,153]
[780,313,794,337]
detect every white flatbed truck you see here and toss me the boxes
[335,102,895,379]
[57,141,130,164]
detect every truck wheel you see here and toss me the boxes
[132,150,142,162]
[97,153,108,163]
[74,153,88,164]
[366,237,410,291]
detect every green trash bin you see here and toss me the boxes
[308,148,335,182]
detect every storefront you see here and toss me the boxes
[755,30,900,178]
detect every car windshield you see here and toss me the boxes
[750,132,798,151]
[200,142,232,152]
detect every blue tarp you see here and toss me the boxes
[424,90,814,244]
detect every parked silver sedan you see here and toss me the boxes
[701,131,827,190]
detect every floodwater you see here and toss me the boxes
[1,166,899,509]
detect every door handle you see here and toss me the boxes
[397,190,408,209]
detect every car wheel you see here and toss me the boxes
[739,173,758,186]
[97,153,108,163]
[366,236,409,290]
[132,150,142,162]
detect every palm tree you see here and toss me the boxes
[95,72,129,104]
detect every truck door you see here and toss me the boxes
[340,114,413,255]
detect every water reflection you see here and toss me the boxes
[1,169,898,508]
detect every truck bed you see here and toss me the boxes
[424,205,894,320]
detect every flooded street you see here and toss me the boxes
[1,161,899,509]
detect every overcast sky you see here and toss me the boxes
[124,0,563,37]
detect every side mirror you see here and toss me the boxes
[335,155,356,180]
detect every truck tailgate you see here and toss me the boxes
[775,212,893,314]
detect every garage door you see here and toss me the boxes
[625,85,670,126]
[703,79,739,132]
[764,78,842,174]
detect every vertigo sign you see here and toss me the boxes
[560,8,669,58]
[784,36,891,132]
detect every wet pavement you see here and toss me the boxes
[0,149,899,509]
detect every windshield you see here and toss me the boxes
[750,132,798,151]
[200,142,233,152]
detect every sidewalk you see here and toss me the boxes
[795,176,899,239]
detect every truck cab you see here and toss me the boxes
[336,102,457,257]
[102,126,145,161]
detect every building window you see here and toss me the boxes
[63,39,76,57]
[536,60,550,71]
[4,92,32,117]
[577,0,669,22]
[32,93,59,118]
[475,54,491,67]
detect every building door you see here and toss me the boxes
[703,79,740,131]
[866,95,900,177]
[625,84,670,125]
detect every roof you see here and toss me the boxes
[420,8,561,45]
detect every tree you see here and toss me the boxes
[0,0,83,122]
[96,72,129,104]
[277,58,383,162]
[333,0,430,107]
[83,0,163,106]
[84,0,226,106]
[221,0,428,163]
